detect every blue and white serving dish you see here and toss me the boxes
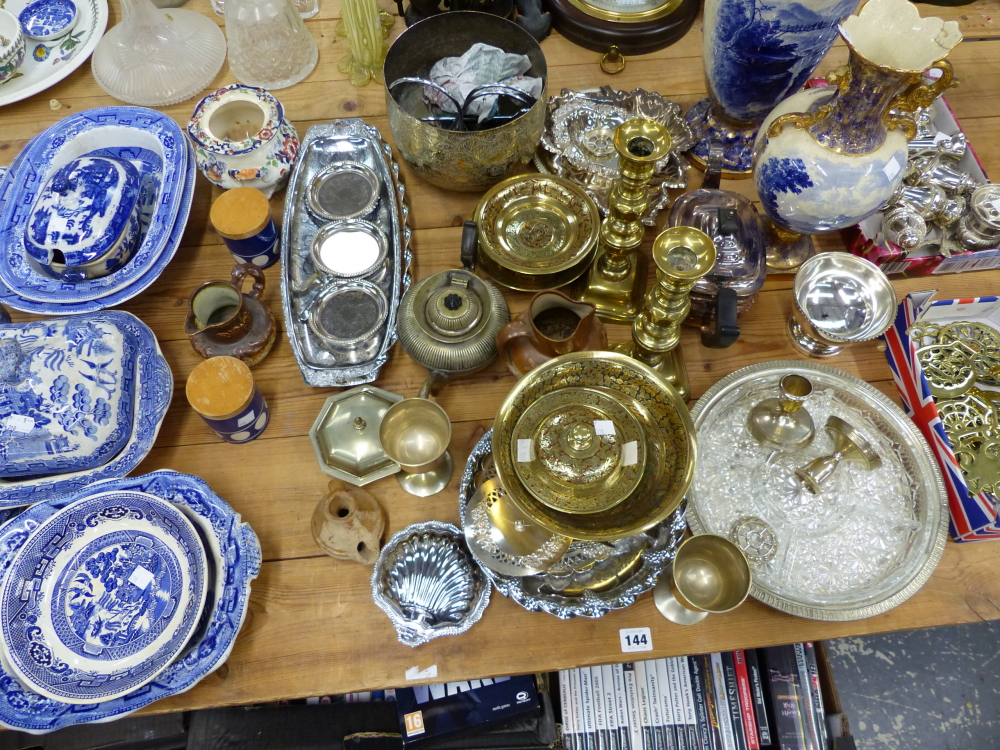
[0,9,27,86]
[0,311,171,508]
[0,107,191,310]
[0,491,209,704]
[24,156,142,281]
[18,0,77,42]
[0,471,260,732]
[0,313,138,479]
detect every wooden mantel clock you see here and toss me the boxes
[545,0,700,57]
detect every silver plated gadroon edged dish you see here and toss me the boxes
[281,118,412,387]
[687,360,948,622]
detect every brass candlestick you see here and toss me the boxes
[614,226,716,400]
[572,119,671,323]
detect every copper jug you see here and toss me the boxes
[496,290,607,378]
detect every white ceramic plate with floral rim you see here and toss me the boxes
[0,0,107,107]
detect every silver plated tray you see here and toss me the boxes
[535,87,695,228]
[687,360,948,622]
[459,430,686,620]
[281,119,412,387]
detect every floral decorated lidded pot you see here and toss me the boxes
[752,0,961,237]
[188,83,299,199]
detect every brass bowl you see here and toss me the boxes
[512,387,646,514]
[493,351,695,541]
[475,174,600,291]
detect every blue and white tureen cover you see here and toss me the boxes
[0,470,261,733]
[0,312,141,479]
[24,156,143,281]
[0,491,209,704]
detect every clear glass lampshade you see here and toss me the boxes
[92,0,227,106]
[225,0,319,90]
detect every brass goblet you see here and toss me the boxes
[795,415,881,494]
[653,534,751,625]
[379,398,453,497]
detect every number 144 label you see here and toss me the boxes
[619,627,652,653]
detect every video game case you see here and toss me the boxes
[722,653,748,750]
[612,663,632,750]
[793,645,819,750]
[733,652,760,750]
[687,656,714,750]
[710,653,738,750]
[644,659,668,750]
[634,660,656,750]
[761,646,807,750]
[802,644,828,750]
[561,670,577,750]
[623,663,644,750]
[592,665,610,750]
[744,650,773,749]
[600,665,621,750]
[665,657,688,750]
[676,657,700,750]
[698,655,723,750]
[654,659,679,750]
[579,667,598,750]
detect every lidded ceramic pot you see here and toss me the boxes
[0,10,26,85]
[188,84,300,198]
[24,156,143,281]
[210,187,282,269]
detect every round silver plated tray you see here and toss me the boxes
[687,360,948,622]
[459,429,686,620]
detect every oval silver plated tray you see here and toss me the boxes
[281,119,412,387]
[459,429,685,620]
[687,360,948,622]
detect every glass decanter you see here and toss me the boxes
[225,0,318,89]
[92,0,226,106]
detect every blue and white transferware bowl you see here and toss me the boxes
[0,490,209,704]
[0,470,260,733]
[0,9,27,85]
[0,313,139,479]
[24,156,142,281]
[0,311,171,508]
[18,0,77,42]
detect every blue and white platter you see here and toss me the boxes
[0,313,139,479]
[0,311,172,508]
[18,0,78,42]
[0,107,191,308]
[0,471,261,733]
[0,491,209,704]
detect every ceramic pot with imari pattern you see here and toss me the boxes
[752,0,962,237]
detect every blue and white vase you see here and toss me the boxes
[686,0,859,175]
[753,0,962,236]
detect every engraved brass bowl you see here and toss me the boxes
[474,174,600,291]
[493,351,695,541]
[512,387,646,514]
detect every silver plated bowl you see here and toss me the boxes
[372,521,490,647]
[687,360,948,622]
[458,430,686,619]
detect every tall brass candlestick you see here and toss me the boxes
[614,226,716,400]
[573,119,671,323]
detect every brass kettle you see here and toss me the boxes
[398,222,510,396]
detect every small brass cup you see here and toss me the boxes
[379,398,454,497]
[653,534,751,625]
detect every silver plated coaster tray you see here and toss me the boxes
[687,360,949,622]
[281,118,412,387]
[459,429,686,620]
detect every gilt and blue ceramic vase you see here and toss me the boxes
[753,0,962,236]
[686,0,859,175]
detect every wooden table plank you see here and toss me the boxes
[2,0,1000,716]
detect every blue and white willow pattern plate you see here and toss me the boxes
[0,471,261,733]
[0,107,188,304]
[0,136,195,315]
[0,313,138,479]
[0,491,208,704]
[0,311,171,508]
[18,0,78,41]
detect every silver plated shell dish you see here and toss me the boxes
[371,521,490,647]
[535,87,695,227]
[458,430,686,619]
[281,118,413,387]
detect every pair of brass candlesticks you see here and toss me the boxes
[573,119,717,400]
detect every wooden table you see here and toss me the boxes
[2,0,1000,715]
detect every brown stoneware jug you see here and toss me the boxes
[496,290,607,378]
[311,480,386,564]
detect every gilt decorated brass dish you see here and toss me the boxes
[493,351,695,541]
[512,387,646,514]
[475,174,600,291]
